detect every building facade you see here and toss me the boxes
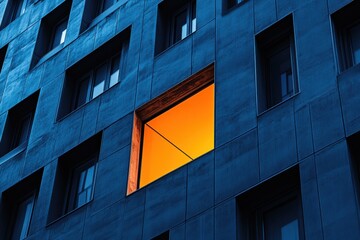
[0,0,360,239]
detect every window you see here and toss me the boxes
[332,1,360,71]
[0,0,29,29]
[256,15,298,113]
[47,133,101,223]
[49,17,68,50]
[80,0,118,32]
[31,0,72,68]
[152,231,169,240]
[0,44,9,73]
[0,91,39,161]
[10,194,35,240]
[127,64,214,194]
[237,167,304,240]
[155,0,196,54]
[223,0,246,12]
[1,169,43,240]
[57,27,130,120]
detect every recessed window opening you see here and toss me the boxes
[127,64,214,194]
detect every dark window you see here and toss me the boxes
[31,0,72,68]
[237,167,304,240]
[57,27,130,120]
[256,15,298,113]
[0,91,39,161]
[0,0,29,29]
[0,45,9,73]
[80,0,118,32]
[224,0,246,12]
[155,0,196,54]
[152,231,169,240]
[50,17,68,50]
[48,133,101,223]
[1,169,43,240]
[10,194,35,240]
[332,1,360,71]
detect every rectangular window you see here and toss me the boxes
[11,194,35,240]
[50,17,68,50]
[332,1,360,71]
[67,159,97,211]
[1,169,43,240]
[31,0,72,68]
[0,0,28,29]
[155,0,197,54]
[57,28,130,120]
[224,0,245,12]
[48,133,101,223]
[256,15,298,113]
[127,64,214,194]
[237,167,304,240]
[0,91,39,162]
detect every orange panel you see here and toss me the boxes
[139,125,192,187]
[139,84,214,188]
[147,84,214,159]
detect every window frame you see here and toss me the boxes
[169,0,196,46]
[255,192,304,240]
[49,16,69,51]
[8,191,36,240]
[262,35,297,109]
[127,63,214,195]
[256,14,298,114]
[339,20,360,70]
[65,155,98,212]
[71,52,123,111]
[10,111,34,150]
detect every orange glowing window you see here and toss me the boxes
[127,64,214,194]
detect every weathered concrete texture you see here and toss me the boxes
[0,0,360,239]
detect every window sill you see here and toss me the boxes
[154,31,196,58]
[0,143,27,165]
[56,81,120,123]
[80,0,126,35]
[46,199,92,227]
[33,43,65,69]
[257,92,300,117]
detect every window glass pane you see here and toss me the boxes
[101,0,115,12]
[191,2,196,33]
[14,114,32,147]
[109,55,120,88]
[267,46,292,107]
[350,23,360,65]
[11,195,34,240]
[51,19,68,50]
[75,76,90,108]
[84,165,95,189]
[75,164,96,208]
[263,199,300,240]
[173,9,188,43]
[92,64,107,98]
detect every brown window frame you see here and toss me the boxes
[127,63,214,195]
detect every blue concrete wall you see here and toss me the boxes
[0,0,359,239]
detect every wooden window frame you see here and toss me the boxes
[127,63,214,195]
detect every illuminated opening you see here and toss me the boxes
[127,64,214,194]
[140,84,214,187]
